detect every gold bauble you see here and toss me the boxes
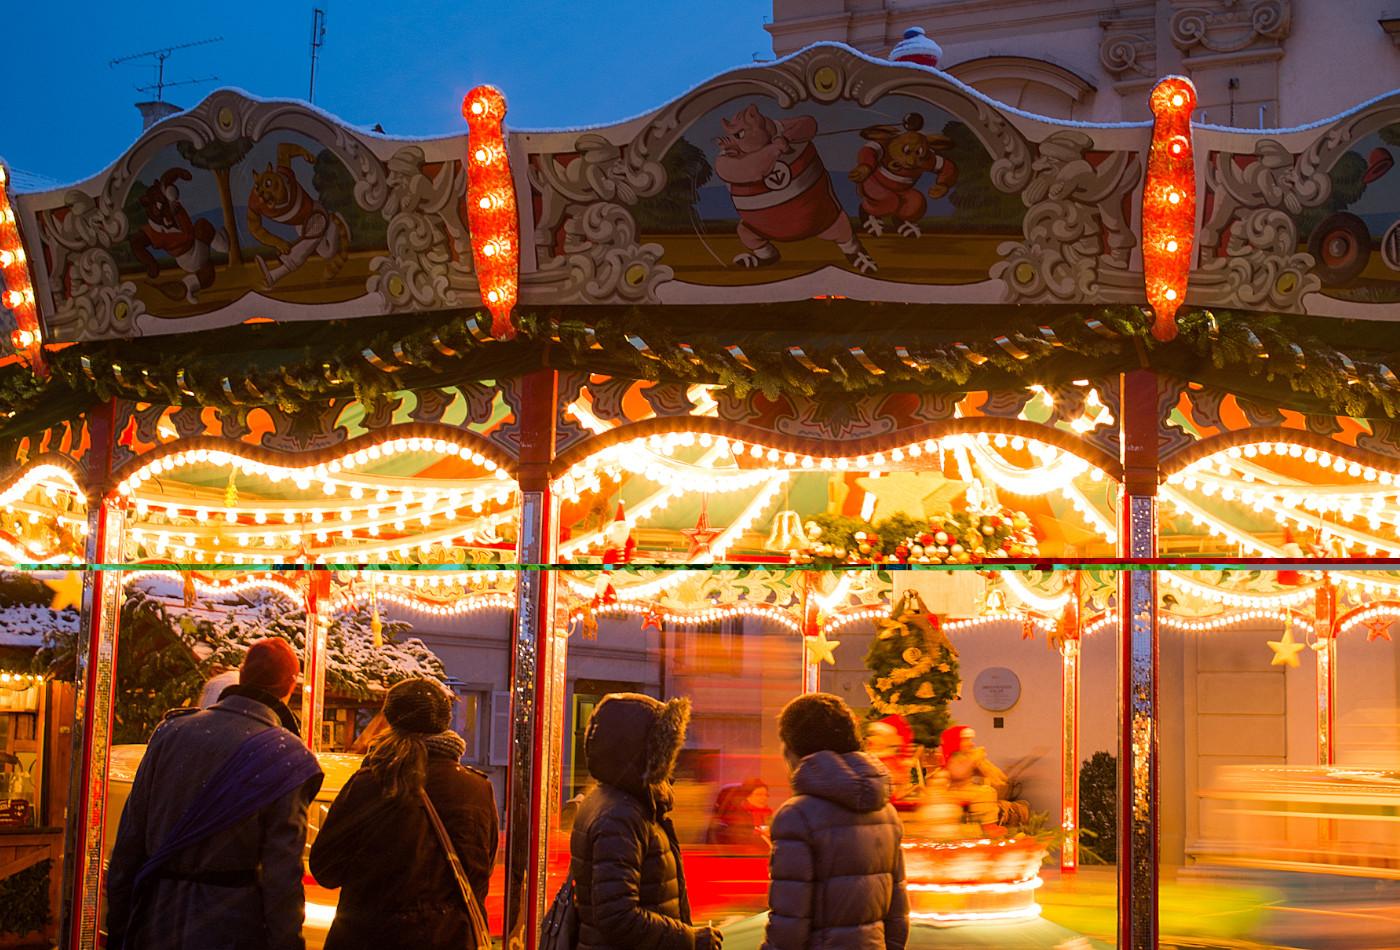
[902,647,923,664]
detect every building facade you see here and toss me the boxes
[768,0,1400,126]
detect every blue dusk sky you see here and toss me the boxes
[4,0,772,186]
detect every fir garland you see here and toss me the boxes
[3,304,1400,434]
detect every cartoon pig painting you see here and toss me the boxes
[714,105,875,273]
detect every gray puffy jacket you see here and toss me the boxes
[762,751,908,950]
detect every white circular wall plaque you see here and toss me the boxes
[973,667,1021,711]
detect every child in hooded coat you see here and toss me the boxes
[569,693,723,950]
[763,693,909,950]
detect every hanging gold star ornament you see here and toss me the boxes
[805,629,841,665]
[45,571,84,612]
[1267,626,1306,668]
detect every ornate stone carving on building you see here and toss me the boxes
[1099,13,1157,82]
[1170,0,1291,57]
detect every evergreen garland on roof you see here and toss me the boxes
[2,304,1400,435]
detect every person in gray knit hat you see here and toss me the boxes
[310,678,498,949]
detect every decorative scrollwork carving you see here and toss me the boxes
[366,146,474,311]
[1171,1,1291,55]
[1099,32,1153,78]
[1195,138,1326,310]
[992,131,1142,303]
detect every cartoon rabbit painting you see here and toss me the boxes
[714,104,875,274]
[850,113,958,239]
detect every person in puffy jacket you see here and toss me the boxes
[763,693,908,950]
[570,693,723,950]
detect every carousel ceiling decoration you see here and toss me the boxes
[113,437,516,566]
[0,463,87,563]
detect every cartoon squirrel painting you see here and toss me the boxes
[129,168,229,304]
[246,143,350,289]
[849,113,958,238]
[714,104,875,274]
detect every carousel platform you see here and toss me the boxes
[719,911,1110,948]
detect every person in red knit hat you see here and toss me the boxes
[107,638,323,950]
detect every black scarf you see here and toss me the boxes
[218,683,302,736]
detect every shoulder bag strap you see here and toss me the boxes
[421,789,492,950]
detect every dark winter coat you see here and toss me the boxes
[106,693,324,950]
[570,693,701,950]
[308,750,499,950]
[762,751,909,950]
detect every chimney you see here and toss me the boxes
[136,100,182,130]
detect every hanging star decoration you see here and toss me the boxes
[854,471,966,524]
[45,571,84,612]
[805,628,841,665]
[1365,619,1393,642]
[682,497,723,560]
[1267,626,1306,668]
[641,605,664,632]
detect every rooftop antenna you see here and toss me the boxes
[309,8,328,103]
[111,37,222,128]
[111,36,222,101]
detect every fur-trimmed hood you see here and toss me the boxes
[585,693,690,800]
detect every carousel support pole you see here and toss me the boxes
[60,401,125,950]
[801,571,820,693]
[1060,573,1083,874]
[1315,583,1337,766]
[504,368,561,950]
[301,572,330,751]
[1117,369,1159,950]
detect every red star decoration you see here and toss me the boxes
[1365,619,1393,642]
[641,606,664,632]
[681,498,722,560]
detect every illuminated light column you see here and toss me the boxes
[1117,369,1159,950]
[802,571,821,693]
[1142,77,1197,342]
[462,86,520,341]
[1315,582,1337,765]
[61,403,121,950]
[1060,571,1082,874]
[301,571,331,752]
[0,162,46,374]
[504,369,560,950]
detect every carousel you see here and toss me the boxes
[0,32,1398,950]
